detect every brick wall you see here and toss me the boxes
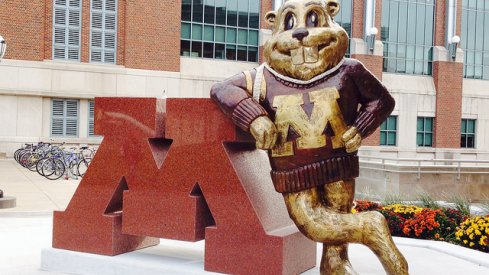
[434,0,462,46]
[351,0,382,39]
[117,0,126,65]
[351,0,364,39]
[434,0,446,46]
[259,0,273,64]
[44,0,52,60]
[0,1,46,61]
[81,0,90,63]
[123,0,181,71]
[432,0,464,149]
[433,62,463,148]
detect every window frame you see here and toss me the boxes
[180,0,261,62]
[50,98,80,138]
[380,116,398,146]
[461,119,476,149]
[53,0,82,61]
[90,0,118,64]
[461,0,489,80]
[381,0,435,75]
[416,117,433,147]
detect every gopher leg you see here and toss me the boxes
[320,181,357,275]
[283,180,408,275]
[321,243,358,275]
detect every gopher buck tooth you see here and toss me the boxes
[304,46,319,63]
[290,46,318,65]
[291,47,305,65]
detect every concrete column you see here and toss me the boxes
[79,99,89,138]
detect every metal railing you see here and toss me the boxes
[359,155,489,180]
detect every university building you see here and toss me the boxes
[0,0,488,197]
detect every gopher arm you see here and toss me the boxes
[210,71,268,132]
[351,62,395,138]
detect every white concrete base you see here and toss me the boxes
[41,240,219,275]
[41,237,489,275]
[0,196,16,209]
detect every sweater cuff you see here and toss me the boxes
[353,110,376,137]
[232,98,268,131]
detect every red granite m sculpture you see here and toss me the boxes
[52,97,316,275]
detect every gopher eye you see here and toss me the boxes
[284,13,296,31]
[306,11,319,28]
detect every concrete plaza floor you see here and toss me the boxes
[1,159,489,275]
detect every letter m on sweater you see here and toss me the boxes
[272,88,347,157]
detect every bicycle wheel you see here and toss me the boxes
[42,159,65,180]
[14,149,23,163]
[19,152,31,167]
[77,158,92,177]
[27,154,40,172]
[36,158,48,176]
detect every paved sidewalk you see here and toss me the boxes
[0,159,79,215]
[1,158,489,274]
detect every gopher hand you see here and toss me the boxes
[342,127,362,153]
[250,116,277,150]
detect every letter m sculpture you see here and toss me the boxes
[52,98,316,275]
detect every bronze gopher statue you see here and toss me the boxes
[211,1,408,274]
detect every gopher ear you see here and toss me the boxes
[326,0,340,18]
[265,11,277,27]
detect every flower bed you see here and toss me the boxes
[353,200,489,253]
[455,216,489,252]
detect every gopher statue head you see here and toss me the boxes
[264,0,348,81]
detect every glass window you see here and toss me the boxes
[193,0,204,22]
[380,116,397,146]
[461,0,489,79]
[90,0,118,64]
[461,119,476,148]
[335,0,352,57]
[53,0,82,61]
[417,117,433,147]
[204,0,215,24]
[182,0,192,21]
[181,0,260,62]
[51,99,79,137]
[381,0,435,75]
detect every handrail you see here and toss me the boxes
[359,155,489,164]
[358,155,489,180]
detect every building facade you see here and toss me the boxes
[0,0,488,164]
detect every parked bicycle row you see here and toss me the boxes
[14,142,96,180]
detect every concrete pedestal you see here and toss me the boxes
[0,196,16,209]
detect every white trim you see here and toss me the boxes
[252,64,265,102]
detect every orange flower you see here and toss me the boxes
[402,227,410,235]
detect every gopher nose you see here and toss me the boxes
[292,28,309,41]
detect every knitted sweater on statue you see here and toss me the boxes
[211,58,394,193]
